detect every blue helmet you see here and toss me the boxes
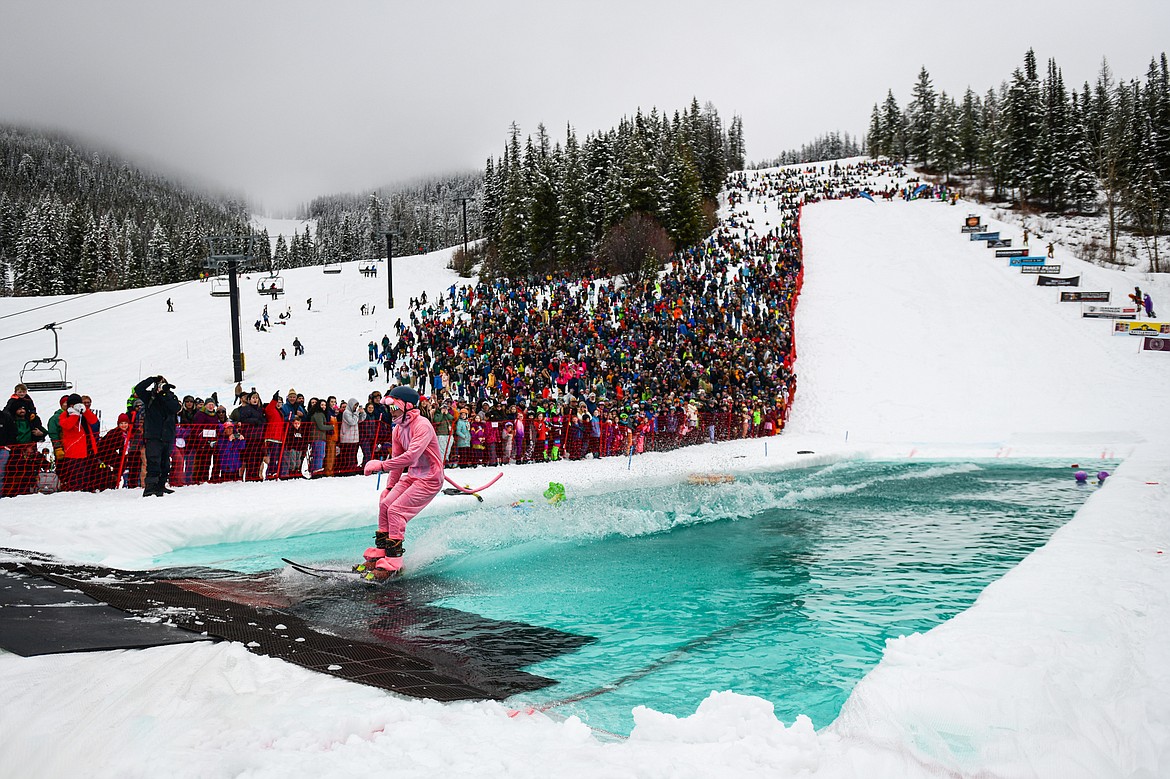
[388,385,420,411]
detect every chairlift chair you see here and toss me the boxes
[19,324,73,393]
[210,275,231,297]
[323,261,342,274]
[257,274,285,298]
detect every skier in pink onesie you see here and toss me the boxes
[358,386,444,579]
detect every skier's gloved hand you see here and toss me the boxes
[363,460,383,476]
[70,403,85,416]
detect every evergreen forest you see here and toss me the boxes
[867,49,1170,269]
[479,99,745,280]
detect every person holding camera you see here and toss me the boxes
[134,375,181,497]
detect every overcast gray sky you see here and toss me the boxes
[1,0,1166,214]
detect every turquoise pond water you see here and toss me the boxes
[152,459,1111,735]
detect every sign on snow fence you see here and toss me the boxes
[1060,291,1110,302]
[1037,275,1080,287]
[1113,321,1170,337]
[1082,304,1139,319]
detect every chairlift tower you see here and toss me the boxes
[205,235,259,383]
[381,229,398,310]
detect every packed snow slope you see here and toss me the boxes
[1,174,1168,778]
[791,200,1170,446]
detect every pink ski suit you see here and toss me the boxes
[365,408,444,571]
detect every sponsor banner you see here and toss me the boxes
[965,215,981,227]
[1037,275,1080,286]
[961,225,984,233]
[1113,321,1170,337]
[986,238,1012,248]
[971,232,999,241]
[1059,291,1111,302]
[1143,337,1170,352]
[1010,256,1047,266]
[996,248,1029,258]
[1082,304,1138,319]
[1020,265,1061,274]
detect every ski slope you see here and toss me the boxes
[1,178,1168,778]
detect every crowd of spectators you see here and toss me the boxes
[0,160,905,497]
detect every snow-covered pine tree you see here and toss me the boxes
[1030,58,1070,209]
[978,87,1006,198]
[555,125,589,271]
[253,229,272,271]
[59,200,86,294]
[145,222,171,285]
[726,115,746,172]
[881,90,903,160]
[959,88,981,175]
[496,124,528,275]
[908,66,937,167]
[930,92,961,183]
[121,217,144,288]
[273,234,288,271]
[481,157,500,246]
[1064,92,1099,211]
[526,123,559,268]
[1002,58,1041,202]
[664,140,706,249]
[78,212,99,292]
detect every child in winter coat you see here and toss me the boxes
[283,417,307,478]
[216,422,246,480]
[470,413,487,466]
[454,409,471,467]
[501,422,515,465]
[532,412,548,461]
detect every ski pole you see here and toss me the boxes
[627,444,634,471]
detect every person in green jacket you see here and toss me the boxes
[430,402,455,465]
[46,394,70,459]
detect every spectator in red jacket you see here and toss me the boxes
[263,392,287,480]
[58,392,100,491]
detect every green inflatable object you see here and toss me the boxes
[543,482,566,504]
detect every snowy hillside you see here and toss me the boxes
[2,243,464,420]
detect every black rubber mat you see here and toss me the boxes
[0,603,209,656]
[0,569,100,607]
[1,561,594,702]
[0,568,208,656]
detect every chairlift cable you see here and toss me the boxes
[0,279,198,343]
[0,324,50,343]
[54,279,199,327]
[0,293,94,321]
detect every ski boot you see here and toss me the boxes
[354,532,404,581]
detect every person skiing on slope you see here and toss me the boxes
[358,385,444,579]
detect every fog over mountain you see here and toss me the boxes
[1,0,1166,212]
